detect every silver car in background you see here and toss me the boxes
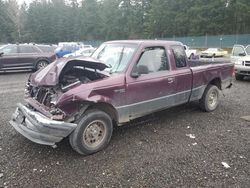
[231,45,250,80]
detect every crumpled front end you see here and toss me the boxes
[10,57,110,146]
[10,103,77,146]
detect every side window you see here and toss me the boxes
[136,47,169,74]
[19,46,39,53]
[233,46,246,56]
[171,46,187,68]
[0,45,17,54]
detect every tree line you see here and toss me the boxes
[0,0,250,44]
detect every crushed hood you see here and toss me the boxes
[30,56,109,86]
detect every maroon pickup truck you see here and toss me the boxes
[10,40,234,155]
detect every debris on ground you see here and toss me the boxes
[221,162,230,169]
[240,116,250,122]
[186,134,195,139]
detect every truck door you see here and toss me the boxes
[123,46,176,121]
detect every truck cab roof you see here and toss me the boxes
[105,40,183,47]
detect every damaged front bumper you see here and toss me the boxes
[9,103,77,146]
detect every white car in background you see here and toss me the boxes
[63,47,96,58]
[200,48,228,58]
[231,45,250,80]
[183,45,198,59]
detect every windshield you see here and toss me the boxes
[206,48,217,52]
[92,43,138,73]
[246,46,250,55]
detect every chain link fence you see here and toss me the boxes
[83,34,250,48]
[165,34,250,48]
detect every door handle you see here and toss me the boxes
[167,77,175,83]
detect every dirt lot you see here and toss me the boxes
[0,71,249,188]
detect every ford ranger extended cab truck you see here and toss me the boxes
[10,40,234,155]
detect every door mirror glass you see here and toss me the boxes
[239,52,246,56]
[0,52,4,57]
[131,65,150,78]
[137,65,149,74]
[131,71,140,78]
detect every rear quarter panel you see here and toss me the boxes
[191,62,233,95]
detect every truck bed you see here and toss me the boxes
[189,58,234,97]
[189,58,231,67]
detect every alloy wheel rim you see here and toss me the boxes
[208,90,218,108]
[83,120,106,149]
[37,62,47,69]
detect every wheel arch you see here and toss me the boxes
[208,77,222,90]
[82,102,119,126]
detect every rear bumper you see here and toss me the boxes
[9,103,77,146]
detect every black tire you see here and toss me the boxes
[36,60,49,70]
[199,85,220,112]
[69,109,113,155]
[235,73,244,81]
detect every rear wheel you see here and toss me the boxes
[36,60,48,70]
[235,73,244,81]
[69,109,113,155]
[199,85,220,112]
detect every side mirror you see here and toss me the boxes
[239,53,246,56]
[0,52,4,57]
[131,71,140,78]
[131,65,149,78]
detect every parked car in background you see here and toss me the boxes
[0,44,56,71]
[63,47,96,58]
[200,48,228,58]
[37,44,57,53]
[231,45,250,80]
[55,43,81,58]
[10,40,233,155]
[183,45,198,59]
[83,45,94,49]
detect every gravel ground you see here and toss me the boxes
[0,71,249,188]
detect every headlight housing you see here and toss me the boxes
[235,60,244,65]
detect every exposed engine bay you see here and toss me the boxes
[60,66,106,90]
[26,63,107,109]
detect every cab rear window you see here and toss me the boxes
[171,46,187,68]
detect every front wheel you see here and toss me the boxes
[69,109,113,155]
[199,85,220,112]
